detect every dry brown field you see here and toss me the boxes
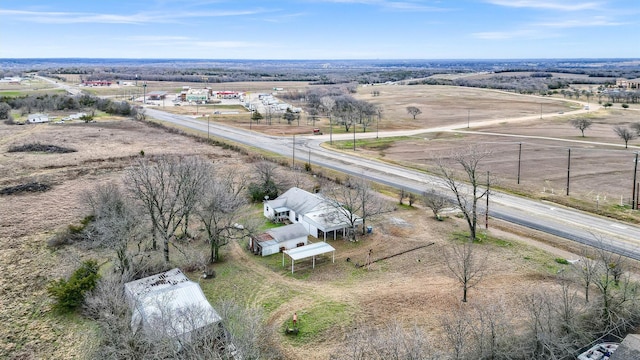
[0,118,598,359]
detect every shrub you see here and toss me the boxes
[555,258,570,265]
[47,260,100,312]
[248,179,278,202]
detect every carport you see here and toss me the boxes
[282,242,335,274]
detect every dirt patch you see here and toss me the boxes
[8,143,76,154]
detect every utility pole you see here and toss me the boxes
[633,152,638,209]
[207,114,210,140]
[377,109,381,139]
[292,134,295,169]
[329,114,333,145]
[485,171,490,229]
[540,103,542,119]
[467,109,470,128]
[353,121,356,151]
[143,82,147,105]
[517,142,522,184]
[566,148,571,196]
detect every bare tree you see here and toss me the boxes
[570,118,593,137]
[326,176,391,240]
[613,125,637,148]
[444,242,486,302]
[423,189,451,220]
[125,155,209,263]
[406,106,422,119]
[197,167,249,263]
[440,305,472,359]
[437,146,492,241]
[591,245,637,333]
[575,248,599,303]
[335,320,435,360]
[83,183,145,274]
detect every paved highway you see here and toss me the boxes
[146,107,640,260]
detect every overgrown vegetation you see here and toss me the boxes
[8,142,76,153]
[0,182,51,195]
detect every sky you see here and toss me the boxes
[1,0,639,59]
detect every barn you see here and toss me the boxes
[250,223,308,256]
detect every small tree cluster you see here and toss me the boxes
[47,260,100,312]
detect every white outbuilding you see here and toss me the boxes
[124,268,221,339]
[250,223,308,256]
[27,113,49,123]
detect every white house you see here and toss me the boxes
[124,268,221,339]
[263,187,363,241]
[250,223,308,256]
[27,113,49,123]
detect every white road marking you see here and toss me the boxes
[611,224,628,230]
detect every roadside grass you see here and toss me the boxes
[451,230,571,274]
[329,136,407,152]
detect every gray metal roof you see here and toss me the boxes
[610,335,640,360]
[267,223,308,242]
[284,242,335,261]
[267,187,325,215]
[124,268,221,337]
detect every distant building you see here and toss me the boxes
[82,80,112,87]
[185,89,209,102]
[147,91,168,100]
[215,91,242,99]
[0,77,22,84]
[27,113,49,123]
[616,78,640,89]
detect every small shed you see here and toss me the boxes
[27,113,49,123]
[250,223,308,256]
[124,268,221,339]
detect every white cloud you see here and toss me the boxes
[486,0,602,11]
[126,36,191,41]
[535,17,625,28]
[0,8,265,24]
[316,0,451,12]
[193,41,263,48]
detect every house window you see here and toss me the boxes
[295,214,299,222]
[266,206,269,211]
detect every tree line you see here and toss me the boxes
[0,93,137,122]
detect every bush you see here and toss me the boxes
[555,258,570,265]
[248,179,278,202]
[47,260,100,312]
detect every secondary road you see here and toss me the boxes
[145,107,640,261]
